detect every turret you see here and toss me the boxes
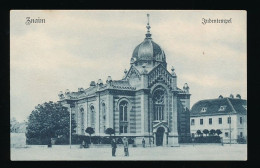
[171,66,177,90]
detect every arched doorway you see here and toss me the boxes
[156,127,165,146]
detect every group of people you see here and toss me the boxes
[111,137,146,157]
[80,137,147,157]
[111,137,129,157]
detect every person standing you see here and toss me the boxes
[82,140,85,148]
[123,137,129,156]
[142,138,145,148]
[111,138,117,157]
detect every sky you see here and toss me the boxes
[10,10,247,122]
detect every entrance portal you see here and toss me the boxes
[156,127,165,146]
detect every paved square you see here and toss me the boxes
[11,144,247,160]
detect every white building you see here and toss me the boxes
[190,94,247,143]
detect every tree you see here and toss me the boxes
[216,129,222,136]
[196,130,202,137]
[26,101,76,144]
[85,127,95,144]
[209,129,216,136]
[203,129,209,136]
[10,117,19,133]
[105,128,115,138]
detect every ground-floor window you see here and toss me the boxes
[120,125,128,133]
[225,132,229,137]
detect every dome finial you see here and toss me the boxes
[145,14,152,39]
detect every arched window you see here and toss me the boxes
[90,106,95,129]
[119,101,128,121]
[119,101,128,133]
[80,108,84,134]
[153,89,165,121]
[102,103,106,132]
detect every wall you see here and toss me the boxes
[190,114,245,143]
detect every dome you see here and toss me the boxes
[130,14,166,67]
[132,39,166,62]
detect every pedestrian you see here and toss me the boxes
[111,138,117,157]
[142,138,145,148]
[123,137,129,156]
[82,140,85,148]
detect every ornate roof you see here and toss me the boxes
[132,40,166,62]
[130,14,166,66]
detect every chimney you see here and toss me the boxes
[90,81,96,87]
[236,94,241,99]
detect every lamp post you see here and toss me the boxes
[229,114,231,146]
[69,103,75,149]
[70,107,72,149]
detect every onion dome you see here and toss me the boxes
[131,14,167,68]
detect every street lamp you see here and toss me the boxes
[70,103,75,149]
[229,114,231,146]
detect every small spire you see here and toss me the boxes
[145,14,152,39]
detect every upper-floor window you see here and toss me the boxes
[101,103,106,132]
[200,119,203,125]
[219,118,222,124]
[153,89,165,121]
[240,117,243,124]
[227,116,231,124]
[218,105,227,111]
[80,108,84,134]
[191,119,195,125]
[90,106,95,129]
[119,101,128,122]
[209,118,212,125]
[201,107,207,112]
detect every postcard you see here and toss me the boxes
[10,10,247,160]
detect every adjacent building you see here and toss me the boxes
[190,94,247,143]
[58,15,191,146]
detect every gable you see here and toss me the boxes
[148,64,172,89]
[125,65,141,80]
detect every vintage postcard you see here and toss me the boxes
[10,10,247,160]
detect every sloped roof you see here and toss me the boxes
[84,86,98,95]
[190,97,247,117]
[111,80,136,90]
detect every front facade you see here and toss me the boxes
[190,95,247,143]
[58,16,191,146]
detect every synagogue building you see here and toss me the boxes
[58,15,191,146]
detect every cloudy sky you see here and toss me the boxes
[10,10,246,122]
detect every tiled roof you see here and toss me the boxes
[111,80,136,90]
[84,86,97,96]
[190,97,247,117]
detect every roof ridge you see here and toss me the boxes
[226,98,236,113]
